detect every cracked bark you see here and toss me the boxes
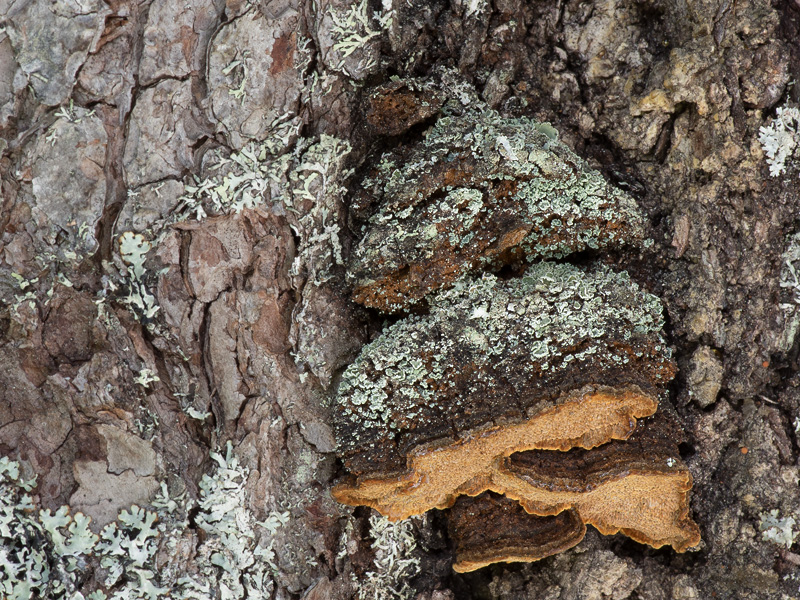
[1,0,800,598]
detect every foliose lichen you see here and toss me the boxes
[177,116,302,221]
[355,515,420,600]
[177,129,351,287]
[327,0,392,78]
[0,445,290,600]
[778,231,800,352]
[759,509,798,549]
[759,104,800,178]
[118,231,160,323]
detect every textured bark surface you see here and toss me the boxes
[1,0,800,598]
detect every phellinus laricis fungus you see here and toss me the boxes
[333,262,675,521]
[333,82,700,570]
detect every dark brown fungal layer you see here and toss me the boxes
[448,494,586,573]
[363,79,445,137]
[332,262,676,520]
[348,102,646,312]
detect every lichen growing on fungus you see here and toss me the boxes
[333,80,700,570]
[333,262,676,520]
[348,98,645,312]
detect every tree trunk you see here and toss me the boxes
[1,0,799,598]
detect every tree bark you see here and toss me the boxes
[1,0,799,598]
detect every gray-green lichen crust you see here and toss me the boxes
[348,102,646,312]
[334,262,675,477]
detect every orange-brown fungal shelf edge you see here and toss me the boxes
[332,385,658,521]
[491,411,702,553]
[492,469,699,552]
[449,495,586,573]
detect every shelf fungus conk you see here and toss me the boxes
[448,494,586,573]
[348,107,646,312]
[332,262,676,521]
[335,93,700,569]
[448,411,700,572]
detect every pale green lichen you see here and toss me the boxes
[337,512,421,600]
[286,134,352,285]
[779,231,800,352]
[759,509,798,549]
[1,455,89,600]
[355,515,420,600]
[7,272,39,319]
[464,0,489,17]
[177,117,300,220]
[134,369,160,388]
[53,99,96,125]
[328,0,392,76]
[118,231,160,322]
[4,250,92,324]
[46,99,97,145]
[122,123,354,384]
[759,104,800,178]
[0,445,291,600]
[335,261,669,458]
[177,129,351,287]
[223,50,250,105]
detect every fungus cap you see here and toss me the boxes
[349,106,646,312]
[448,494,586,573]
[333,263,676,521]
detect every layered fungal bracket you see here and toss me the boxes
[497,410,701,552]
[333,84,701,570]
[332,262,677,520]
[348,102,646,312]
[450,411,701,572]
[448,495,586,574]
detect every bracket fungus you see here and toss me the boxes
[493,410,700,550]
[448,412,700,572]
[334,89,700,569]
[332,262,676,520]
[448,494,586,573]
[348,106,645,312]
